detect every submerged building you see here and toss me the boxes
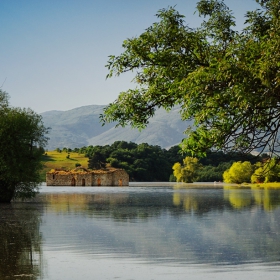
[46,167,129,186]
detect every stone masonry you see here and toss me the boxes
[46,167,129,186]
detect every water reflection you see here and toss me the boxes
[0,203,43,280]
[2,185,280,280]
[223,187,280,210]
[174,185,280,212]
[41,186,280,216]
[38,186,280,266]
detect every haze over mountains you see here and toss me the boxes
[41,105,192,150]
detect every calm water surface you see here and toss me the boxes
[1,183,280,280]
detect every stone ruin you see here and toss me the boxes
[46,167,129,186]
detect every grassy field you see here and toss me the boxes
[40,150,89,180]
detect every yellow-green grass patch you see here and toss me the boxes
[241,182,280,189]
[40,151,89,181]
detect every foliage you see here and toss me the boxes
[251,158,280,183]
[0,90,48,202]
[223,161,253,184]
[196,162,232,182]
[88,151,106,169]
[101,0,280,158]
[83,141,181,181]
[81,142,259,182]
[199,151,260,166]
[49,141,261,183]
[172,157,202,183]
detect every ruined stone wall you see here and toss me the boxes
[46,168,129,186]
[92,170,129,186]
[92,173,113,186]
[46,173,74,186]
[112,169,129,186]
[75,173,92,186]
[46,172,92,186]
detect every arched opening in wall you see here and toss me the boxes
[118,179,123,186]
[82,179,85,186]
[71,177,76,186]
[52,174,55,180]
[97,178,101,186]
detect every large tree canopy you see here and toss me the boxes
[101,0,280,157]
[0,91,48,202]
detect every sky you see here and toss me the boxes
[0,0,260,113]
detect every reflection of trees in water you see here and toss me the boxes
[224,188,253,209]
[0,204,43,280]
[224,187,280,210]
[172,191,229,214]
[39,189,280,266]
[173,187,280,212]
[42,188,280,222]
[252,188,280,211]
[43,191,230,219]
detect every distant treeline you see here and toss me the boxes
[56,141,265,182]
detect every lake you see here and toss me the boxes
[1,183,280,280]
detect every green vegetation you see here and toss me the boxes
[220,158,280,185]
[101,0,280,158]
[42,141,280,186]
[251,158,280,183]
[172,154,280,185]
[172,157,201,183]
[42,143,181,182]
[223,161,253,184]
[0,90,48,202]
[84,141,183,182]
[42,141,264,183]
[172,151,260,183]
[243,182,280,189]
[41,142,280,188]
[41,150,89,179]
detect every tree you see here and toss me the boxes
[223,161,253,184]
[251,158,280,183]
[101,0,280,158]
[88,151,106,169]
[196,162,232,182]
[172,157,201,183]
[0,91,48,202]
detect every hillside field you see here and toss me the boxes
[41,150,88,180]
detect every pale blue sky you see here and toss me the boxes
[0,0,259,113]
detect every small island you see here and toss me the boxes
[46,167,129,186]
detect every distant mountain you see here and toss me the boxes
[41,105,192,150]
